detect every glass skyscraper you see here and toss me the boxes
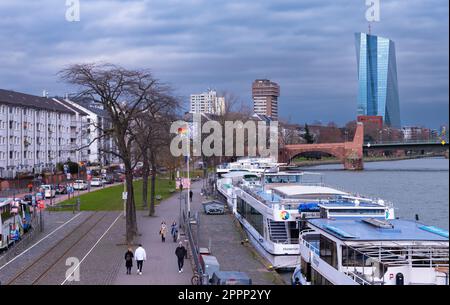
[355,33,401,128]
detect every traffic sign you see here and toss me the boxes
[122,192,128,200]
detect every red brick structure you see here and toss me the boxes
[357,115,383,129]
[279,123,364,170]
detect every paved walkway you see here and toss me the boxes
[113,182,202,285]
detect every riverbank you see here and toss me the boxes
[291,154,443,168]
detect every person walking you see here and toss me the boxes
[175,241,187,273]
[189,190,193,202]
[134,244,147,275]
[124,248,134,275]
[171,221,178,242]
[160,221,167,242]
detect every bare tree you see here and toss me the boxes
[59,63,159,243]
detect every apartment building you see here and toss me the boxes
[60,97,120,166]
[0,89,77,178]
[190,89,225,115]
[252,79,280,120]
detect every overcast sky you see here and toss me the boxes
[0,0,448,128]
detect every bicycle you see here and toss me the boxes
[191,272,201,285]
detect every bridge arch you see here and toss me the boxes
[279,123,364,170]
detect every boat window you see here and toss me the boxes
[288,221,299,240]
[342,246,372,267]
[311,268,333,285]
[328,209,385,215]
[301,258,312,282]
[320,235,338,269]
[236,197,264,237]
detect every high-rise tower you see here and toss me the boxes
[355,32,401,128]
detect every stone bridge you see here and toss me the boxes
[279,122,364,170]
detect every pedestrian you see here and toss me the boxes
[175,241,187,273]
[124,247,134,275]
[189,190,193,202]
[171,221,178,242]
[134,244,147,275]
[160,221,167,242]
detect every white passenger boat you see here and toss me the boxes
[216,157,281,178]
[216,169,395,270]
[293,218,449,285]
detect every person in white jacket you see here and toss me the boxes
[134,244,147,275]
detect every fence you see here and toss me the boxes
[182,199,204,284]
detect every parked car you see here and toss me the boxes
[41,184,56,198]
[55,184,67,195]
[113,173,125,182]
[73,180,88,190]
[210,271,252,285]
[90,177,103,187]
[101,175,114,184]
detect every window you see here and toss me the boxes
[9,151,13,159]
[300,258,312,282]
[311,269,333,285]
[320,235,338,269]
[236,197,264,236]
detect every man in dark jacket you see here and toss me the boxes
[175,242,187,273]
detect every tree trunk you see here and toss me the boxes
[149,153,157,216]
[125,164,138,244]
[142,157,150,208]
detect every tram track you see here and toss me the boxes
[6,212,109,285]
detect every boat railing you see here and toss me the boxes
[300,237,320,256]
[345,271,373,285]
[271,237,299,245]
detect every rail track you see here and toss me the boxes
[6,212,109,285]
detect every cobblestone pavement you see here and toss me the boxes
[191,189,285,285]
[112,183,204,285]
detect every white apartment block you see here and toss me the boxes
[190,89,225,115]
[58,97,120,166]
[0,89,77,178]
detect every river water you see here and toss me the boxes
[299,157,449,230]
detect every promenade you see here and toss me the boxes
[113,182,201,285]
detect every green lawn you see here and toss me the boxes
[55,178,176,211]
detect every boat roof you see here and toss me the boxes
[308,218,449,242]
[274,185,348,197]
[319,201,383,208]
[222,171,257,178]
[265,171,321,176]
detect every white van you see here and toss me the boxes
[41,185,56,198]
[90,177,103,187]
[73,180,88,190]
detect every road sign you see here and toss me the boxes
[122,192,128,200]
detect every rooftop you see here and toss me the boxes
[0,89,75,114]
[274,185,348,198]
[308,218,449,242]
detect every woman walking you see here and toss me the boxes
[124,247,134,275]
[160,221,167,242]
[171,221,178,242]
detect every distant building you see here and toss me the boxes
[355,33,401,128]
[190,89,225,115]
[252,79,280,120]
[402,126,430,141]
[357,115,383,129]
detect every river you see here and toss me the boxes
[299,157,449,229]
